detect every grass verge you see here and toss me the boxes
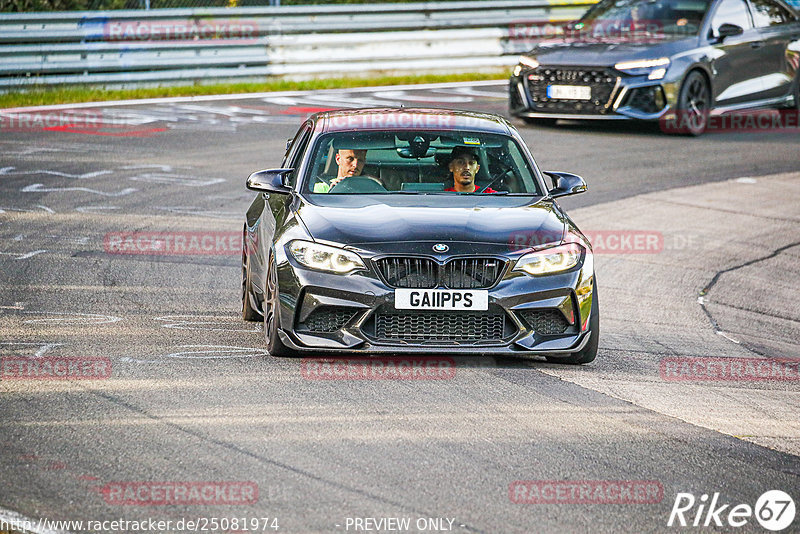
[0,72,509,109]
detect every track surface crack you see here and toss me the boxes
[698,241,800,358]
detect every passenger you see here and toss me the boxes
[313,149,367,193]
[444,146,497,193]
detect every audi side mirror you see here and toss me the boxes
[246,169,294,194]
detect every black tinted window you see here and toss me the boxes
[711,0,753,32]
[304,130,543,196]
[284,124,312,187]
[749,0,795,25]
[578,0,711,37]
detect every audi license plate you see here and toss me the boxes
[547,85,592,100]
[394,289,488,311]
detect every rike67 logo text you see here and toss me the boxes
[668,490,795,531]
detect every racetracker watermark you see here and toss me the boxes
[327,112,500,132]
[101,481,258,506]
[104,232,241,256]
[2,111,135,130]
[661,110,800,134]
[660,357,800,382]
[1,517,279,533]
[103,19,259,42]
[508,19,699,46]
[508,230,663,254]
[1,356,111,380]
[301,357,456,380]
[509,480,664,504]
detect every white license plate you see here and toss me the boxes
[547,85,592,100]
[394,289,488,311]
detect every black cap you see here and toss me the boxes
[449,146,480,161]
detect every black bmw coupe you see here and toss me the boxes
[242,109,598,363]
[509,0,800,134]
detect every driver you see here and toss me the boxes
[313,149,367,193]
[444,146,498,193]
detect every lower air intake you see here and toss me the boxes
[374,311,506,343]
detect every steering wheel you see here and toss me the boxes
[328,176,387,193]
[478,169,515,193]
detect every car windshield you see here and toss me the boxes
[575,0,711,38]
[303,130,544,196]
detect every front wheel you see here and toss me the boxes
[781,74,800,110]
[263,254,297,357]
[674,71,710,136]
[546,284,599,365]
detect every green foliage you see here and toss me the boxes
[1,0,136,10]
[1,0,84,10]
[1,0,476,11]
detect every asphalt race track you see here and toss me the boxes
[1,81,799,534]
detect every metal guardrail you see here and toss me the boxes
[0,1,596,89]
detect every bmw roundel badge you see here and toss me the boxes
[433,243,449,253]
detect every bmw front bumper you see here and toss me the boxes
[272,242,596,355]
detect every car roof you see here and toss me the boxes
[313,108,513,135]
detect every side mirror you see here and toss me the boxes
[717,23,743,40]
[544,171,587,198]
[246,169,293,194]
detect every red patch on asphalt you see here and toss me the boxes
[42,124,168,137]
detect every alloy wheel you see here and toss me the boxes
[678,72,710,136]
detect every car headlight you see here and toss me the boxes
[614,57,670,79]
[514,243,584,276]
[516,56,540,75]
[288,240,365,274]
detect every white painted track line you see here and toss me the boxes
[0,79,507,113]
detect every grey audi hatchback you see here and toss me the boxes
[509,0,800,134]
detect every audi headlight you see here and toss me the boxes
[614,57,670,79]
[515,56,540,76]
[514,243,584,276]
[288,240,365,274]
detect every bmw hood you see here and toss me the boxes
[296,196,566,254]
[525,37,695,67]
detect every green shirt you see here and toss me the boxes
[313,182,331,193]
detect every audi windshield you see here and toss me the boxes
[574,0,712,37]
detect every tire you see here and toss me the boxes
[241,249,262,322]
[674,71,710,136]
[781,74,800,110]
[263,254,297,357]
[546,284,599,365]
